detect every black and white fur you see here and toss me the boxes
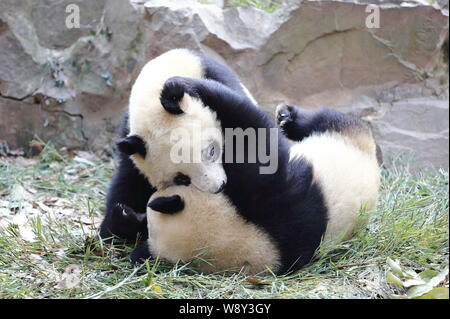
[130,75,380,275]
[99,49,257,243]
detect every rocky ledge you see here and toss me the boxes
[0,0,448,169]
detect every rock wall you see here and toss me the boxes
[0,0,448,169]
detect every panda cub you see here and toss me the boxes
[99,48,257,242]
[131,75,380,275]
[143,186,280,274]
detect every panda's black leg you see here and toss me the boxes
[275,104,365,142]
[100,154,154,244]
[130,241,153,264]
[100,111,155,244]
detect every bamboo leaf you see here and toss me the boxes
[386,271,405,286]
[406,284,433,298]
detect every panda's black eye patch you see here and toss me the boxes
[116,135,147,157]
[173,173,191,186]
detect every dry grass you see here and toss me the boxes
[0,144,448,299]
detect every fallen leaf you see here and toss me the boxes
[73,151,98,162]
[55,264,82,289]
[403,278,426,287]
[23,186,37,194]
[151,285,162,293]
[73,156,96,167]
[14,157,37,166]
[418,269,439,282]
[406,284,433,298]
[10,184,32,203]
[386,271,404,286]
[34,201,53,214]
[11,213,27,226]
[246,277,270,285]
[65,264,82,276]
[18,225,36,242]
[427,267,449,287]
[415,287,449,299]
[79,215,102,226]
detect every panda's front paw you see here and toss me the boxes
[275,104,297,137]
[160,77,198,115]
[148,195,185,214]
[100,203,148,243]
[114,203,146,223]
[275,103,297,128]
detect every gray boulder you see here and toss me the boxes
[0,0,448,170]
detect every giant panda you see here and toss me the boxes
[129,74,380,274]
[99,48,257,242]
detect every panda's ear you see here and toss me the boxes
[116,135,147,157]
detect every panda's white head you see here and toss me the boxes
[118,49,226,194]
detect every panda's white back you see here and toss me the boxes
[289,131,380,246]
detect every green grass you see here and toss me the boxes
[198,0,281,13]
[0,145,448,299]
[228,0,280,13]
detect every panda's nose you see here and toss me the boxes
[173,173,191,186]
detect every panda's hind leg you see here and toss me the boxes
[275,104,377,157]
[130,241,153,264]
[276,104,316,142]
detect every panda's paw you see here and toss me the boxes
[275,104,297,129]
[160,77,198,115]
[100,203,148,243]
[148,195,185,215]
[130,241,153,264]
[114,203,146,223]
